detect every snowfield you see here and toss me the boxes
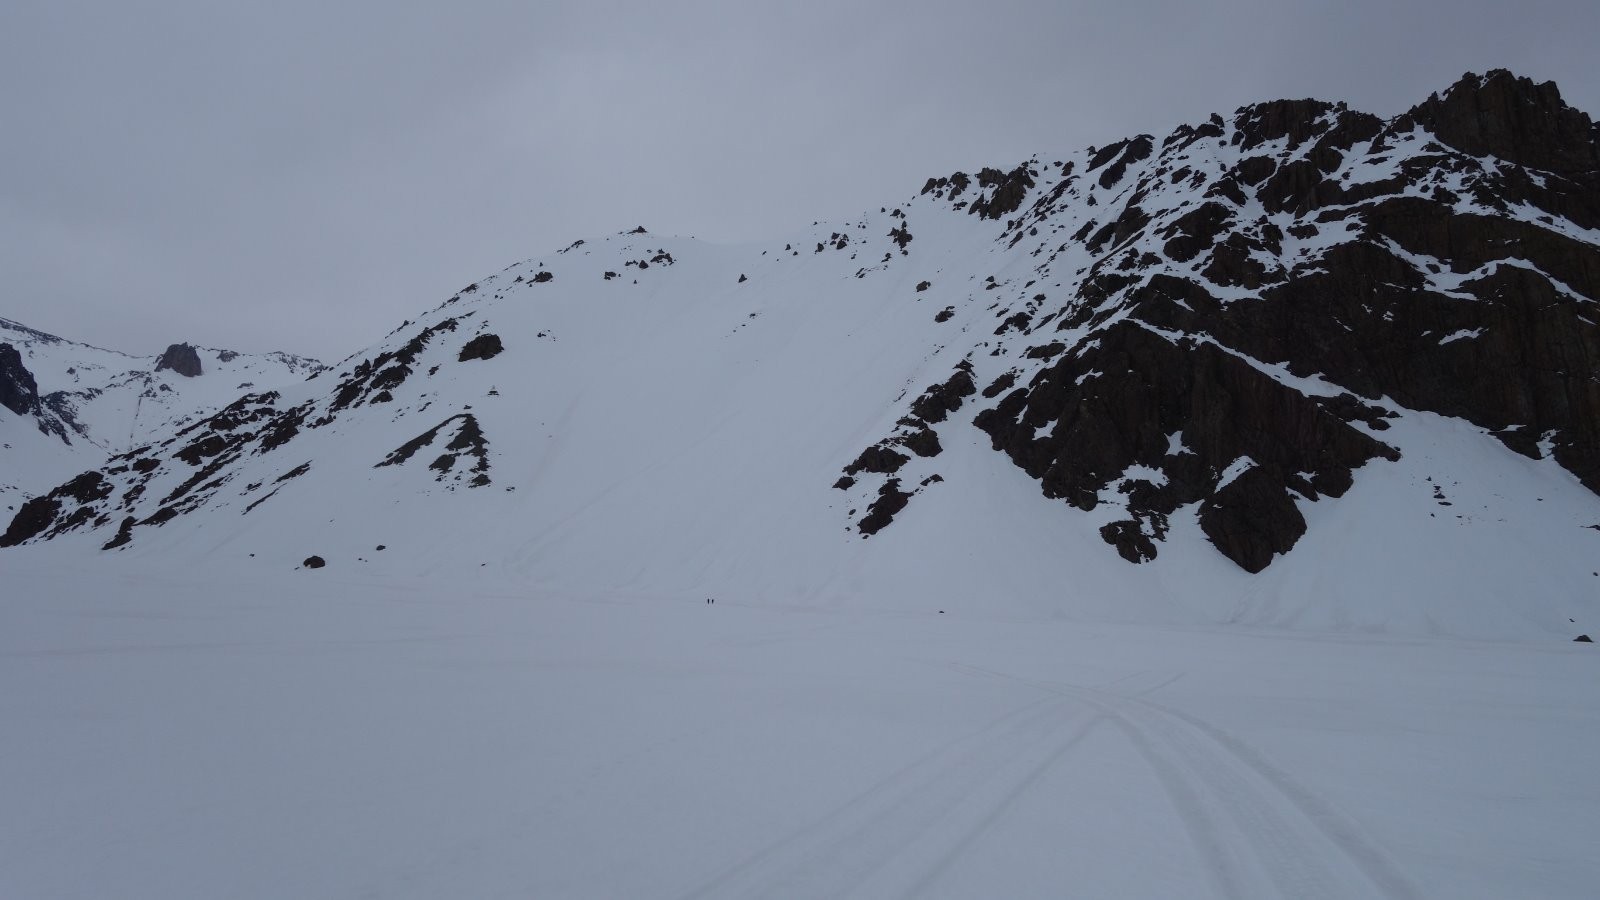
[2,559,1595,899]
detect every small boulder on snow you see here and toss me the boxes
[458,334,504,362]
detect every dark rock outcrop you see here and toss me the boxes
[974,318,1398,570]
[953,70,1600,572]
[969,165,1037,220]
[0,343,40,416]
[0,496,60,547]
[155,343,204,378]
[1197,467,1309,574]
[844,445,909,477]
[909,365,977,425]
[836,362,979,536]
[0,471,114,547]
[1404,70,1600,179]
[857,479,911,536]
[376,413,492,487]
[1089,135,1154,189]
[459,333,504,362]
[329,317,459,414]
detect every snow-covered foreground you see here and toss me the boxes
[2,562,1595,899]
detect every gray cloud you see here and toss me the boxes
[4,0,1596,360]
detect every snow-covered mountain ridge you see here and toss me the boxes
[0,316,324,502]
[5,70,1598,637]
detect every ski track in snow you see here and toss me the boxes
[3,566,1597,899]
[679,656,1423,900]
[676,695,1105,900]
[938,662,1422,900]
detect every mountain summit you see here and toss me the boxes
[5,70,1597,636]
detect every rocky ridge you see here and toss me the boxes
[843,69,1600,570]
[0,317,325,503]
[5,70,1597,581]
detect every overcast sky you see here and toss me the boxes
[4,0,1597,361]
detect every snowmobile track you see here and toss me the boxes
[674,694,1104,899]
[944,661,1422,900]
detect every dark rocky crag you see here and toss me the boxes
[0,343,41,417]
[856,69,1600,571]
[973,319,1400,571]
[155,343,204,378]
[0,342,72,445]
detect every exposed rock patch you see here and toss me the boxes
[155,343,203,378]
[969,165,1037,220]
[974,321,1398,570]
[376,413,492,487]
[459,334,504,362]
[0,496,60,547]
[0,343,40,416]
[1402,70,1600,179]
[857,479,911,536]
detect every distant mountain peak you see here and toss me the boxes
[1403,69,1600,176]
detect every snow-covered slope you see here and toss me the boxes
[6,70,1599,639]
[0,316,323,503]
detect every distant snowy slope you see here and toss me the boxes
[5,70,1598,639]
[0,316,323,503]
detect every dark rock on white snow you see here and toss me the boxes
[154,344,204,378]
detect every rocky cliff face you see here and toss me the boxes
[4,71,1597,583]
[848,70,1600,570]
[154,343,204,378]
[0,343,41,417]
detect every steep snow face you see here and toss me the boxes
[5,70,1599,638]
[0,317,323,503]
